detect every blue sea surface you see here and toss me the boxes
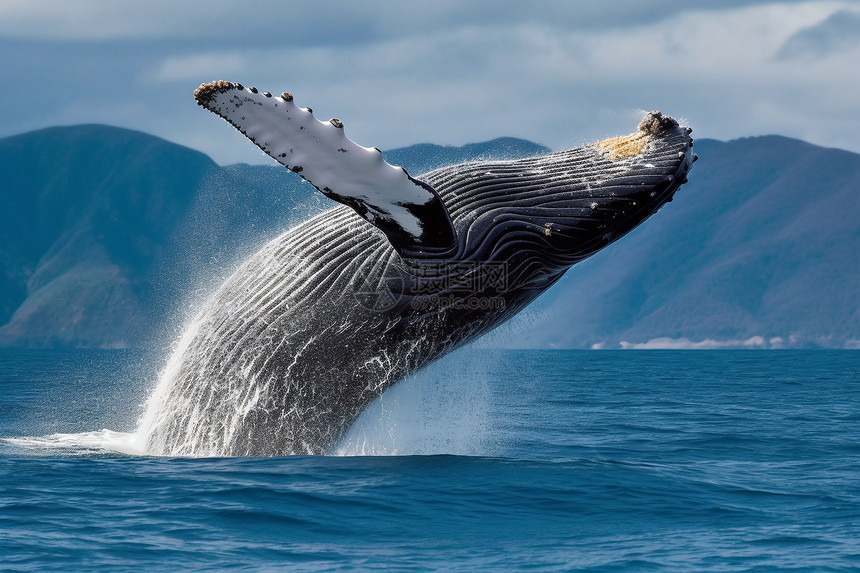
[1,349,858,571]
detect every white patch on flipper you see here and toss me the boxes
[204,87,434,238]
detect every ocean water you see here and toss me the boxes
[1,348,858,571]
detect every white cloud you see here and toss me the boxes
[619,336,768,349]
[776,8,860,58]
[148,53,248,83]
[0,0,192,40]
[2,1,860,163]
[4,1,838,41]
[144,1,860,160]
[0,1,380,43]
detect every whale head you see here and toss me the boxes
[542,111,694,266]
[422,111,695,287]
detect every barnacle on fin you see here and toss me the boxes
[193,80,237,106]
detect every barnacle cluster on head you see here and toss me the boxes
[637,110,678,135]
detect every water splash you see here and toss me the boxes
[335,346,496,457]
[134,315,208,455]
[3,430,145,457]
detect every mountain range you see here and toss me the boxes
[501,136,859,349]
[0,125,856,348]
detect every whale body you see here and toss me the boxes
[138,82,695,456]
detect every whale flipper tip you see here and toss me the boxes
[194,80,238,107]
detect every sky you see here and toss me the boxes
[2,0,859,165]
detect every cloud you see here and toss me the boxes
[147,1,860,158]
[0,0,376,44]
[2,1,860,165]
[0,1,845,42]
[619,336,768,349]
[775,8,860,58]
[148,53,248,83]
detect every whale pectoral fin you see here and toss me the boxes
[194,81,457,258]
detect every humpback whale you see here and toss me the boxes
[137,81,695,456]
